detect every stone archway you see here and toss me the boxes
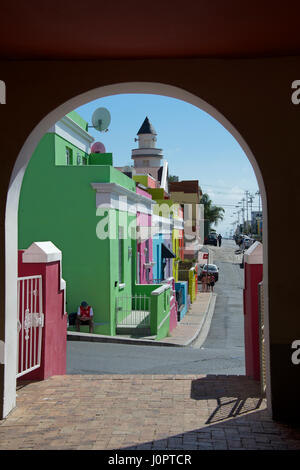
[3,80,269,419]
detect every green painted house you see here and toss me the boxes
[18,111,171,338]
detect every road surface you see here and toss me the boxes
[67,239,245,375]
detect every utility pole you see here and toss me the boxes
[235,205,241,232]
[248,194,254,235]
[256,190,261,212]
[245,191,249,231]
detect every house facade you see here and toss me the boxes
[18,112,170,338]
[169,180,203,260]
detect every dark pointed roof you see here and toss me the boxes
[137,117,157,135]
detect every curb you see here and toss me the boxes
[187,293,217,348]
[181,292,216,347]
[67,331,183,347]
[67,293,216,348]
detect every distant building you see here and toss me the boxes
[169,180,202,259]
[251,211,263,234]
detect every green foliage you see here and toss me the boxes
[200,193,225,234]
[168,175,179,182]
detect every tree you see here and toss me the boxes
[200,193,225,237]
[168,175,179,182]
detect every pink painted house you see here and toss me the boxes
[136,185,154,284]
[17,242,67,381]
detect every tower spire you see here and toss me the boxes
[131,117,163,172]
[137,116,157,136]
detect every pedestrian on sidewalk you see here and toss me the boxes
[201,273,208,292]
[209,273,215,292]
[217,234,222,247]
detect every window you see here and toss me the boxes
[203,265,218,272]
[145,240,149,263]
[137,251,140,284]
[145,240,150,282]
[82,156,88,165]
[66,147,73,165]
[143,160,149,166]
[77,153,81,165]
[119,227,124,285]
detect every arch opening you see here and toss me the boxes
[4,82,269,419]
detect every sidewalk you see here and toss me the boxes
[156,292,216,346]
[67,291,215,348]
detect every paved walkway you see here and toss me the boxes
[1,375,300,450]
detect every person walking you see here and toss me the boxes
[217,234,222,247]
[209,273,215,292]
[76,300,94,333]
[201,273,209,292]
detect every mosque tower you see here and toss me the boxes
[131,117,163,173]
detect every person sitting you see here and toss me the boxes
[76,301,94,333]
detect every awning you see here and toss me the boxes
[162,243,176,259]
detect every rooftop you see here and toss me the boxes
[137,117,157,135]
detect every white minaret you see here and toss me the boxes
[131,117,163,169]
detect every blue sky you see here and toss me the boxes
[75,93,260,236]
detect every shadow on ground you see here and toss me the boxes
[122,375,300,450]
[190,375,264,424]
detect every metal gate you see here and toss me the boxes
[17,275,44,378]
[116,294,151,330]
[258,281,266,394]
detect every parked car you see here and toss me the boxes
[242,237,255,250]
[236,234,246,246]
[234,234,242,245]
[198,263,219,282]
[204,233,218,246]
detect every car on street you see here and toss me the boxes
[241,236,255,250]
[204,233,218,246]
[198,263,219,282]
[235,234,245,246]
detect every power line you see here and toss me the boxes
[211,204,262,208]
[201,183,259,191]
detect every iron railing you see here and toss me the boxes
[17,275,44,378]
[116,294,151,328]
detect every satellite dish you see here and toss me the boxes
[91,142,106,153]
[91,107,111,132]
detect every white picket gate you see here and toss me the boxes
[17,275,44,378]
[116,294,151,331]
